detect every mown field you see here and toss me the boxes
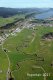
[0,26,53,80]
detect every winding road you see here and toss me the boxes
[2,42,11,80]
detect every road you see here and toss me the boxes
[2,42,10,80]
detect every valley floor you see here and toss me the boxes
[0,25,53,80]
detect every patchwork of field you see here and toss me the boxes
[0,26,53,80]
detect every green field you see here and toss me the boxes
[0,14,25,27]
[0,26,53,80]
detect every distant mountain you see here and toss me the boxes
[49,8,53,11]
[0,7,53,19]
[0,7,25,18]
[0,7,50,18]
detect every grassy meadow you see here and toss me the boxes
[0,26,53,80]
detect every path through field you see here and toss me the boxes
[33,65,46,80]
[30,33,35,44]
[2,42,11,80]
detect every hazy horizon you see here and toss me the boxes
[0,7,53,9]
[0,0,53,8]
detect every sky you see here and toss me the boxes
[0,0,53,8]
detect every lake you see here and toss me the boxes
[35,11,53,19]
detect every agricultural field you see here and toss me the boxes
[0,26,53,80]
[0,14,25,27]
